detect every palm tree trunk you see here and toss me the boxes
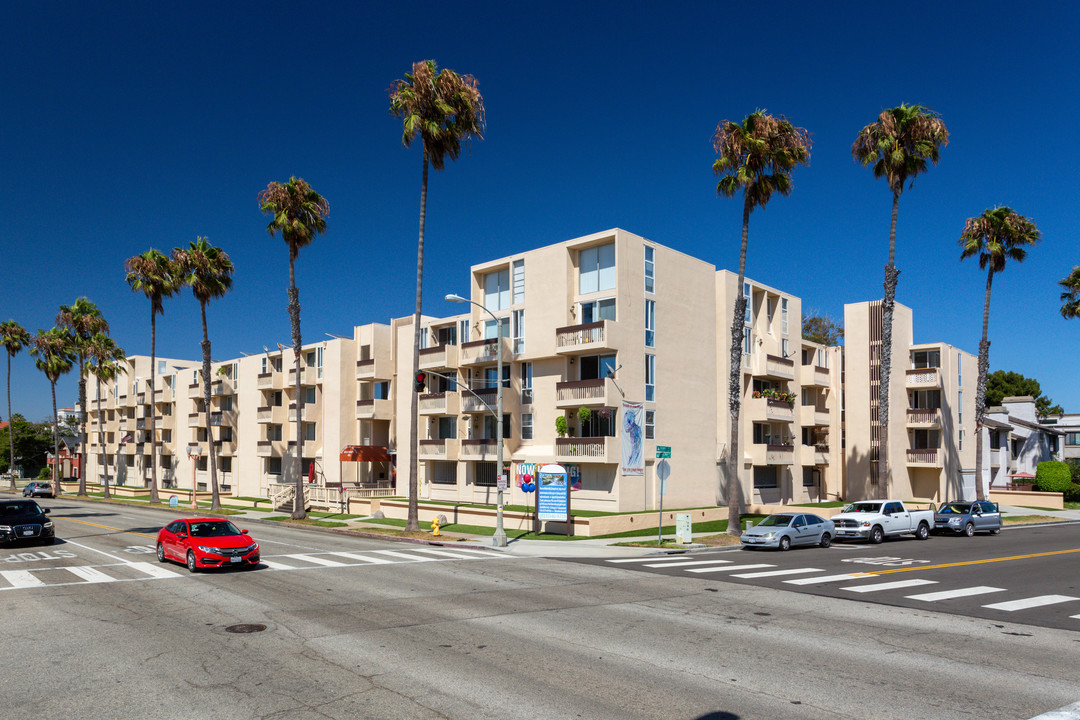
[98,377,110,500]
[878,189,902,497]
[201,302,219,511]
[77,360,87,496]
[6,353,15,489]
[726,195,752,536]
[288,253,305,520]
[50,380,59,496]
[148,308,159,504]
[407,151,429,533]
[974,268,994,501]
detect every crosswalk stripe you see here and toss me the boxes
[370,550,436,562]
[607,556,685,563]
[409,548,488,559]
[983,595,1080,612]
[66,566,117,583]
[127,562,182,579]
[258,559,296,570]
[784,573,869,585]
[906,586,1007,602]
[284,554,347,567]
[731,568,824,579]
[687,564,774,574]
[644,559,733,568]
[842,579,937,593]
[1,570,44,588]
[328,552,396,564]
[425,547,505,558]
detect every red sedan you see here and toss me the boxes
[156,518,260,572]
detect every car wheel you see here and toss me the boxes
[869,526,884,544]
[778,536,791,551]
[964,522,975,537]
[157,543,167,563]
[915,523,930,541]
[186,551,199,573]
[989,528,1001,535]
[819,532,832,549]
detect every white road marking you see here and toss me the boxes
[370,549,437,562]
[66,566,117,583]
[1,570,44,588]
[841,579,937,593]
[283,554,347,567]
[258,559,297,570]
[784,573,870,585]
[60,538,130,563]
[906,586,1007,602]
[328,552,396,564]
[1026,699,1080,719]
[687,564,774,574]
[425,547,505,558]
[732,568,824,579]
[409,548,491,560]
[127,561,182,579]
[607,556,693,563]
[983,595,1080,612]
[644,559,734,568]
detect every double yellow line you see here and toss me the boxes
[54,516,157,539]
[853,547,1080,576]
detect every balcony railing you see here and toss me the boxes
[419,438,459,461]
[765,444,794,465]
[462,388,498,414]
[762,354,795,380]
[747,396,795,423]
[906,408,942,426]
[799,364,831,387]
[257,406,273,423]
[256,441,275,457]
[460,438,501,460]
[257,372,276,390]
[460,338,509,365]
[187,413,201,428]
[418,344,459,371]
[555,321,612,354]
[906,448,940,465]
[799,405,830,426]
[555,378,616,408]
[288,403,315,422]
[906,368,941,387]
[418,392,460,415]
[555,436,617,463]
[355,398,392,420]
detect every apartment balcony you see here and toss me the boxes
[756,354,795,381]
[418,391,460,416]
[287,366,317,386]
[814,445,830,465]
[136,393,146,405]
[989,447,1005,468]
[800,364,831,387]
[555,320,618,356]
[906,368,941,388]
[136,418,148,431]
[187,413,201,428]
[906,448,943,467]
[187,383,201,399]
[748,443,795,466]
[459,338,511,366]
[211,378,234,397]
[554,436,618,464]
[257,406,274,424]
[460,438,512,462]
[555,378,618,409]
[287,403,316,422]
[419,438,459,461]
[460,387,517,415]
[906,408,942,427]
[799,405,830,427]
[418,344,459,372]
[256,441,275,457]
[355,398,393,420]
[154,385,174,404]
[209,412,227,426]
[746,397,795,423]
[257,372,279,390]
[286,439,317,454]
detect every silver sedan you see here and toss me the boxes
[740,513,835,551]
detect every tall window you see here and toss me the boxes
[303,387,316,404]
[743,282,752,324]
[579,242,616,294]
[267,457,282,475]
[781,338,790,358]
[958,391,963,425]
[645,299,656,347]
[743,327,752,354]
[512,259,525,305]
[512,309,525,353]
[484,268,511,310]
[316,346,324,379]
[644,246,655,294]
[645,410,655,440]
[781,298,789,335]
[521,413,533,440]
[580,298,615,323]
[459,319,470,344]
[645,354,656,402]
[484,317,509,339]
[304,423,316,441]
[957,353,962,386]
[520,363,533,404]
[437,417,456,439]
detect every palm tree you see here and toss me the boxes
[57,297,108,496]
[125,249,182,504]
[960,207,1040,501]
[1,320,31,488]
[173,238,234,511]
[852,104,949,495]
[1060,266,1080,319]
[258,178,328,520]
[713,110,811,536]
[30,328,74,496]
[85,333,126,500]
[389,59,485,532]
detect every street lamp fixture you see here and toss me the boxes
[446,293,507,548]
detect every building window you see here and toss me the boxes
[744,283,752,324]
[512,309,525,354]
[644,245,655,294]
[957,353,962,386]
[267,457,281,475]
[802,466,819,487]
[484,317,510,340]
[580,298,616,323]
[753,423,771,445]
[219,457,232,473]
[990,432,1002,451]
[580,354,616,381]
[782,338,790,359]
[373,381,390,400]
[219,426,233,442]
[959,429,963,451]
[269,425,282,441]
[520,363,533,404]
[196,456,208,471]
[304,423,316,442]
[521,413,533,440]
[221,396,233,412]
[645,410,654,440]
[753,466,777,488]
[482,414,512,440]
[766,297,775,330]
[475,461,498,487]
[437,416,457,439]
[743,327,751,354]
[645,354,655,402]
[484,365,510,390]
[1066,432,1080,447]
[459,319,470,344]
[781,298,789,335]
[432,461,457,485]
[645,299,656,347]
[512,259,525,305]
[912,350,941,369]
[304,386,316,404]
[958,391,963,426]
[484,268,511,311]
[579,242,616,294]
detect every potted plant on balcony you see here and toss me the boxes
[555,415,568,438]
[577,406,592,436]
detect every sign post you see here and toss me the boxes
[187,444,202,510]
[656,458,670,545]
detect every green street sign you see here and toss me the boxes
[656,446,671,459]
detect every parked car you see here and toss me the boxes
[933,501,1002,536]
[156,518,260,573]
[741,513,835,550]
[0,500,55,545]
[22,481,54,498]
[831,499,934,543]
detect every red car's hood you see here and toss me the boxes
[192,535,254,549]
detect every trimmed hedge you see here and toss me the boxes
[1065,484,1080,504]
[1035,460,1072,493]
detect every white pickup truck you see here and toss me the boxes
[831,500,935,543]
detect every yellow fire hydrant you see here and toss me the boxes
[431,516,441,537]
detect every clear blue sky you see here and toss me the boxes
[3,1,1078,423]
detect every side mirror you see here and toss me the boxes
[176,533,187,540]
[241,529,249,535]
[43,508,51,515]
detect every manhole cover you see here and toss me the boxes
[225,624,267,634]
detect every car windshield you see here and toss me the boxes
[938,503,972,514]
[757,514,794,527]
[842,503,881,513]
[188,521,241,538]
[1,502,40,516]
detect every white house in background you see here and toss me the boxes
[983,396,1064,490]
[1043,413,1080,463]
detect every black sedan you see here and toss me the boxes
[0,500,55,545]
[22,481,55,498]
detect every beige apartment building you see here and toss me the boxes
[86,229,846,513]
[843,300,978,503]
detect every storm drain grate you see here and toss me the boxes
[225,624,267,634]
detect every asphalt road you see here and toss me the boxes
[4,498,1080,720]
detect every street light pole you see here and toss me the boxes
[446,293,507,548]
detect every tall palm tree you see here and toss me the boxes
[125,249,182,504]
[713,110,811,536]
[1,320,31,488]
[57,297,108,496]
[173,237,234,511]
[30,328,74,496]
[1060,266,1080,319]
[960,207,1040,501]
[258,178,328,520]
[852,104,949,495]
[85,333,126,500]
[389,59,485,532]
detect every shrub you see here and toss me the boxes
[1067,458,1080,484]
[1035,460,1072,493]
[36,466,51,481]
[554,416,568,437]
[1064,483,1080,504]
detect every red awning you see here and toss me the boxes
[339,445,391,463]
